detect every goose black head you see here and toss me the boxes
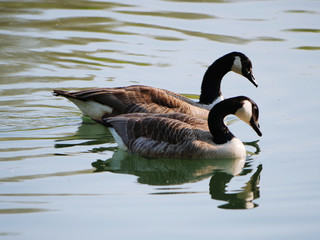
[230,52,257,87]
[234,96,262,137]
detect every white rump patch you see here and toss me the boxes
[108,127,128,150]
[231,56,242,75]
[235,100,252,124]
[68,99,113,119]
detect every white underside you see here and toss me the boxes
[109,129,246,159]
[68,98,113,119]
[192,137,247,159]
[108,127,128,150]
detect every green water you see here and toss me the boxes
[1,0,320,239]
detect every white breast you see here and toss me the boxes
[191,138,247,159]
[212,138,247,158]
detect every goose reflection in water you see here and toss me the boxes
[54,118,114,150]
[92,149,262,209]
[209,164,262,209]
[54,120,262,209]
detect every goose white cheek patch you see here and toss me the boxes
[231,56,242,75]
[235,100,252,124]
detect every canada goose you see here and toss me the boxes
[98,96,262,159]
[53,52,257,120]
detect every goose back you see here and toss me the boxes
[54,85,210,119]
[104,113,246,159]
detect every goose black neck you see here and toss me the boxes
[199,54,234,105]
[208,98,238,144]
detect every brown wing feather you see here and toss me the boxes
[105,113,212,158]
[53,85,209,119]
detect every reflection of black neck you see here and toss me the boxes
[209,172,234,200]
[199,54,234,105]
[209,164,263,210]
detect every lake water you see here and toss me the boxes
[1,0,320,239]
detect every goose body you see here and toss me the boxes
[100,96,262,159]
[53,52,257,120]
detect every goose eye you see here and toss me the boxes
[253,105,259,119]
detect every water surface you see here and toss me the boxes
[1,0,320,239]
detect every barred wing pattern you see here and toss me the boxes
[104,113,224,159]
[53,85,209,119]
